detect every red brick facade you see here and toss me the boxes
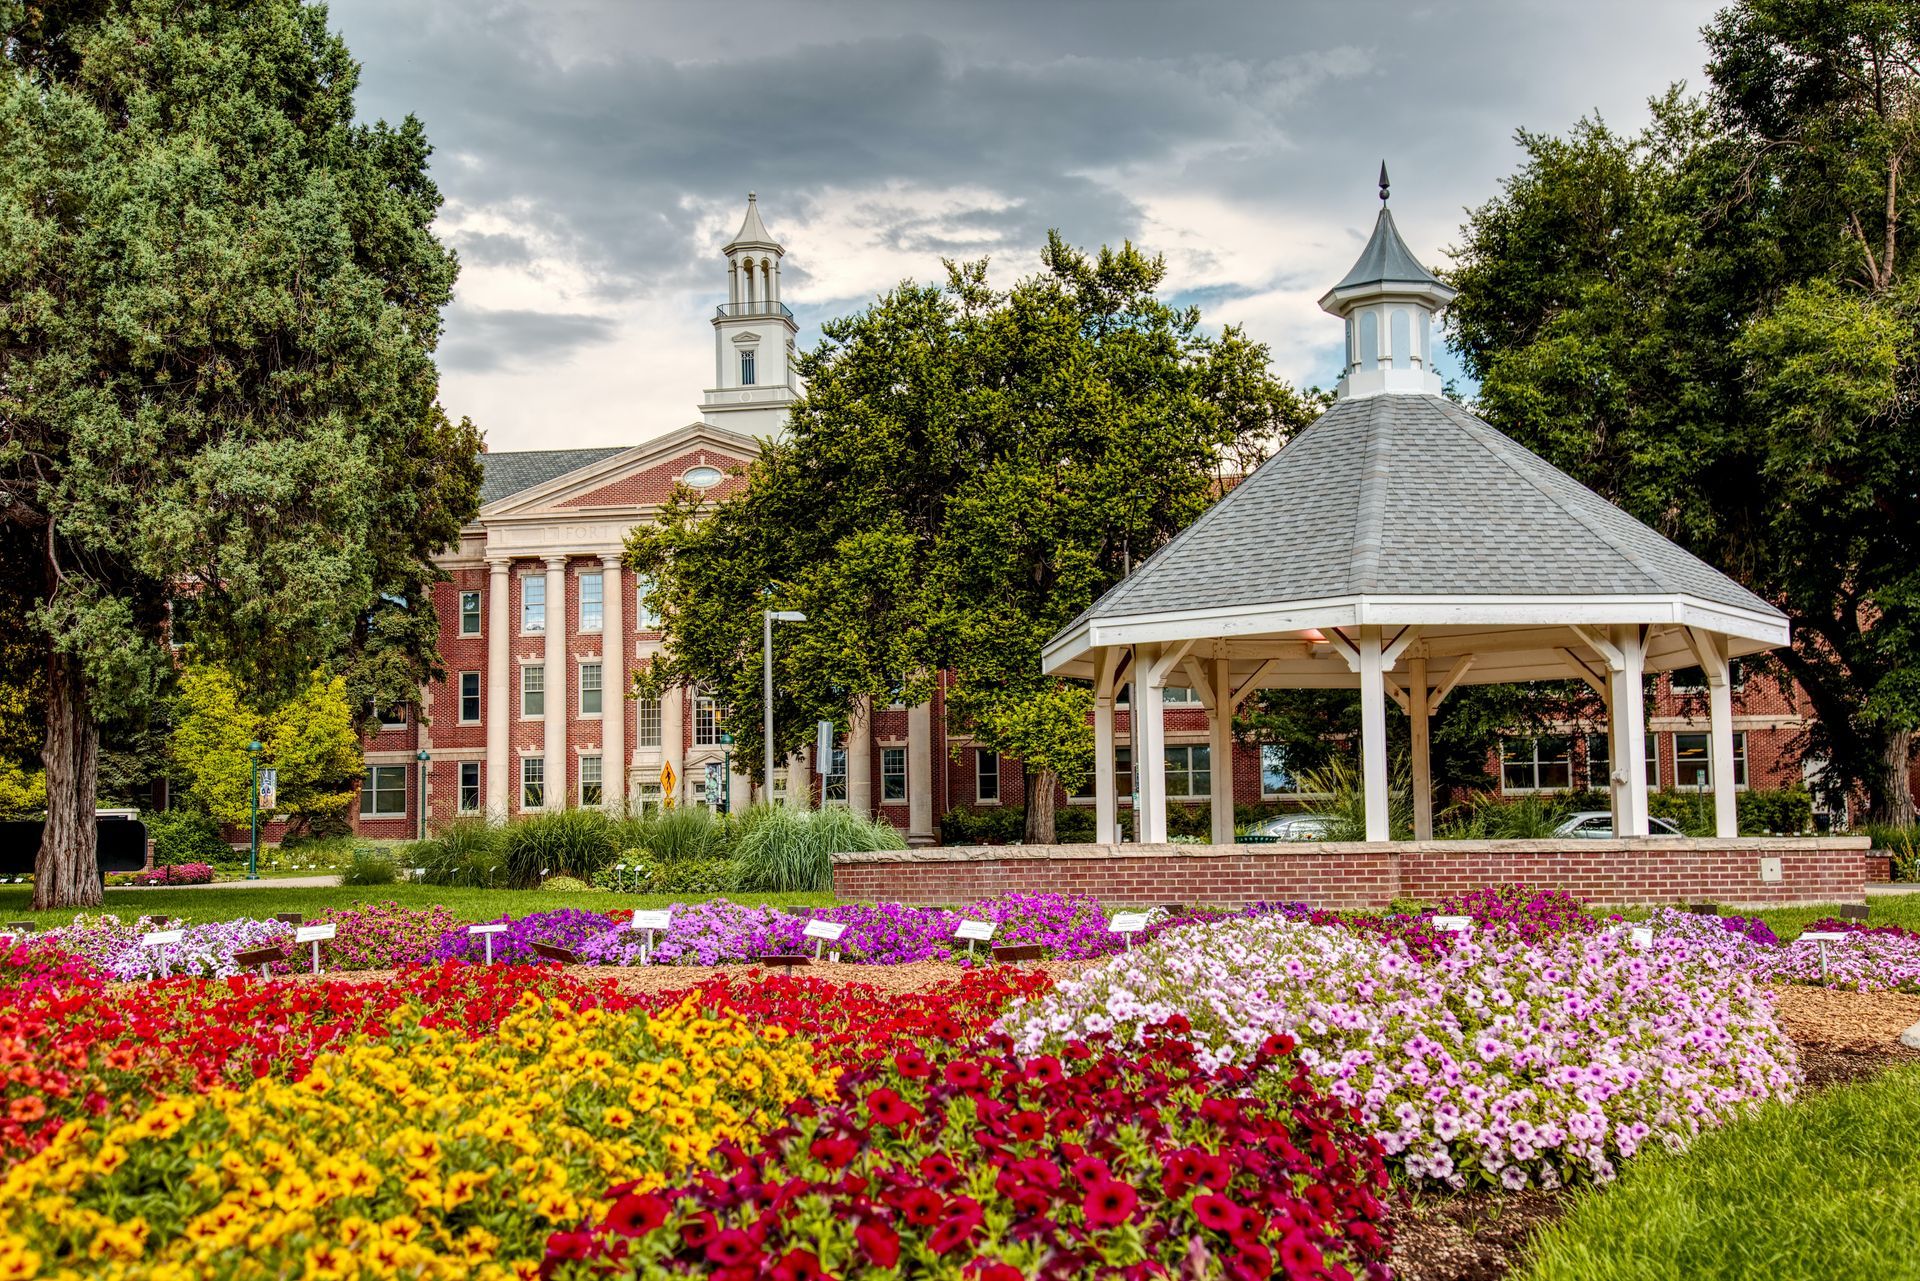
[832,836,1872,910]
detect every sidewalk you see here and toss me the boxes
[1866,882,1920,897]
[117,874,343,890]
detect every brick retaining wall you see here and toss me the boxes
[831,837,1872,909]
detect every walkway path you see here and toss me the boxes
[1867,882,1920,897]
[118,874,343,890]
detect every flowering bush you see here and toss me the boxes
[290,901,465,972]
[550,1028,1390,1280]
[431,908,630,966]
[1800,916,1915,940]
[1000,916,1798,1190]
[0,992,833,1279]
[114,861,215,886]
[99,915,294,982]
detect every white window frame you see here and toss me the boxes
[1259,744,1295,798]
[520,757,545,810]
[881,747,907,802]
[359,765,407,818]
[635,694,662,747]
[1499,736,1573,794]
[635,574,660,630]
[375,702,408,731]
[458,761,481,813]
[1162,687,1202,705]
[635,780,663,815]
[823,747,848,803]
[521,664,545,719]
[694,693,720,747]
[578,571,604,633]
[580,754,603,807]
[740,349,757,386]
[975,749,1000,803]
[1672,730,1748,791]
[579,661,603,717]
[459,590,482,637]
[1164,745,1211,799]
[459,671,481,724]
[520,575,546,635]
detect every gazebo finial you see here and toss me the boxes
[1378,161,1389,205]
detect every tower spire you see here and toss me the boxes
[1378,161,1390,205]
[1318,170,1454,400]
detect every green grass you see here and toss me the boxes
[1521,1066,1920,1281]
[1601,895,1920,941]
[0,884,836,926]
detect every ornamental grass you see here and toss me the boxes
[0,992,832,1281]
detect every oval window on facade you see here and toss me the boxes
[682,465,725,489]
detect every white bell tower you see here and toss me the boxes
[1318,164,1456,399]
[701,192,800,435]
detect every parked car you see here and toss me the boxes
[1552,812,1684,839]
[1244,814,1339,841]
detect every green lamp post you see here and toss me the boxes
[246,740,265,881]
[718,732,735,814]
[416,749,431,841]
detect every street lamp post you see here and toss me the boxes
[762,609,806,801]
[246,740,264,881]
[718,732,735,814]
[416,749,431,841]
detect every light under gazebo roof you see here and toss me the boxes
[1044,169,1788,846]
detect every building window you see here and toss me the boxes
[694,693,720,746]
[1165,745,1211,799]
[376,703,408,731]
[1671,660,1746,694]
[1500,737,1572,793]
[1162,687,1202,705]
[459,590,481,636]
[1673,731,1748,789]
[635,781,663,815]
[740,349,756,386]
[823,747,848,803]
[579,572,603,632]
[581,754,603,806]
[459,672,481,723]
[580,662,603,716]
[459,762,481,813]
[636,694,661,747]
[976,749,1000,802]
[881,747,907,802]
[521,757,544,809]
[359,765,406,817]
[1585,733,1659,790]
[521,577,546,633]
[1260,745,1294,797]
[1072,747,1134,800]
[635,575,660,630]
[521,664,544,718]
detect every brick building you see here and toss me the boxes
[348,194,1829,845]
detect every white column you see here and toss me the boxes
[542,557,568,810]
[661,688,684,807]
[1409,654,1433,841]
[599,554,626,812]
[1208,657,1235,844]
[846,697,873,816]
[1358,626,1390,842]
[1136,649,1169,843]
[1705,633,1738,838]
[1093,687,1117,845]
[785,750,810,809]
[1603,684,1621,834]
[1611,625,1651,836]
[906,699,935,845]
[485,558,511,821]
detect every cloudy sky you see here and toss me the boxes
[327,0,1722,452]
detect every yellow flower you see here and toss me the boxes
[601,1107,633,1130]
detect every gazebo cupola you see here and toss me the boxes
[1319,164,1455,399]
[1043,172,1789,848]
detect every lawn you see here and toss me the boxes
[1610,895,1920,941]
[1521,1065,1920,1280]
[0,883,835,925]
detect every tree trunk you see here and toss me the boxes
[1022,768,1058,844]
[1872,727,1917,827]
[34,650,103,911]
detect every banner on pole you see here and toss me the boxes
[258,768,278,811]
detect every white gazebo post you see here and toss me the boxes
[1136,646,1170,844]
[1092,650,1119,844]
[1208,656,1234,844]
[1690,628,1739,838]
[1609,624,1651,836]
[1408,653,1433,841]
[1357,626,1390,842]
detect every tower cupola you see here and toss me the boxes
[702,192,800,435]
[1317,164,1455,399]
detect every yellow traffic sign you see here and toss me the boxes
[659,761,676,808]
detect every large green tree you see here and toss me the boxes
[0,0,480,907]
[169,659,361,832]
[629,237,1312,840]
[1448,0,1920,823]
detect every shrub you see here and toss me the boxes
[432,907,628,965]
[340,847,398,886]
[1000,916,1798,1190]
[141,808,232,866]
[1737,787,1813,835]
[500,807,617,887]
[938,804,1025,845]
[297,901,463,970]
[1438,790,1576,839]
[1859,823,1920,881]
[540,875,593,893]
[617,806,726,863]
[733,805,904,892]
[1295,757,1413,840]
[116,862,214,886]
[261,834,357,872]
[411,817,508,887]
[1521,1067,1920,1281]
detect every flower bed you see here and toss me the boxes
[998,915,1799,1190]
[111,861,215,886]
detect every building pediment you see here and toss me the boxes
[478,422,758,521]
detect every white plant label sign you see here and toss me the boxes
[953,920,997,941]
[1630,926,1654,948]
[1431,916,1472,934]
[468,921,507,965]
[293,924,337,944]
[1108,912,1149,935]
[803,920,848,941]
[142,930,184,946]
[632,909,673,932]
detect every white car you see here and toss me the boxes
[1244,814,1339,841]
[1553,812,1684,839]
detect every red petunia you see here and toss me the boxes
[1071,1155,1112,1187]
[705,1229,759,1267]
[1023,1054,1064,1086]
[602,1192,669,1237]
[1278,1231,1322,1277]
[809,1135,859,1169]
[769,1248,825,1281]
[1083,1179,1139,1230]
[919,1153,960,1186]
[928,1199,983,1255]
[1194,1194,1245,1235]
[896,1188,945,1228]
[1006,1110,1047,1143]
[865,1087,917,1129]
[972,1264,1025,1281]
[855,1221,900,1267]
[944,1061,985,1090]
[545,1230,593,1261]
[894,1047,932,1078]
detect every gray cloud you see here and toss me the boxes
[438,308,621,372]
